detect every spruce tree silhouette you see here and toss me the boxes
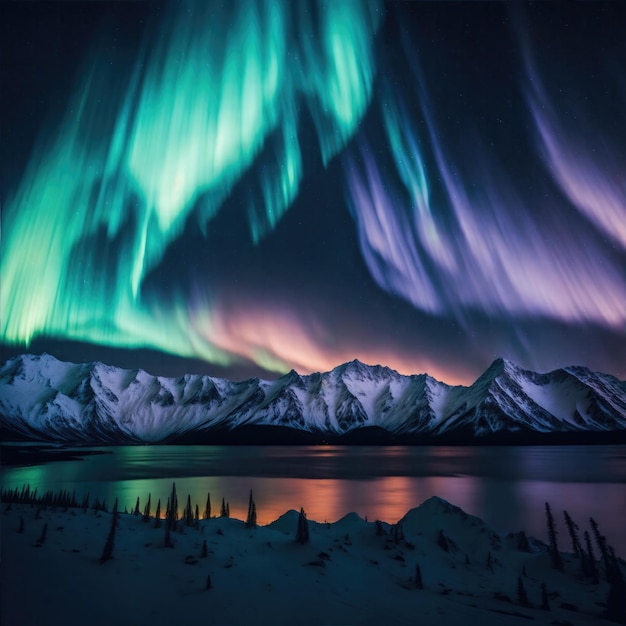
[246,490,257,529]
[545,503,563,571]
[99,498,118,563]
[296,508,309,544]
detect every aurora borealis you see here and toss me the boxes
[1,1,625,385]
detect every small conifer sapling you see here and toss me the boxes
[99,498,118,563]
[296,508,309,544]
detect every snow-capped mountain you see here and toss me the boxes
[1,353,625,443]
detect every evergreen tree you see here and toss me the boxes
[167,483,178,531]
[99,498,118,563]
[195,504,200,524]
[201,539,208,558]
[226,502,230,518]
[517,576,530,606]
[437,530,449,552]
[154,499,162,529]
[246,490,257,529]
[375,520,385,536]
[540,583,550,610]
[220,497,227,517]
[516,530,530,552]
[185,495,193,526]
[392,522,404,544]
[204,493,211,520]
[296,508,309,544]
[134,497,140,516]
[205,574,212,590]
[164,497,174,547]
[143,493,151,522]
[414,563,423,589]
[545,502,563,571]
[563,510,582,557]
[583,530,599,583]
[590,517,611,581]
[606,547,626,624]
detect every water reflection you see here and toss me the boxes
[2,445,625,553]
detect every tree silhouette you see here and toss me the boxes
[204,493,211,520]
[414,563,423,589]
[246,490,257,529]
[545,503,563,571]
[563,510,582,557]
[167,483,178,531]
[437,530,449,552]
[517,576,530,606]
[142,493,151,522]
[296,508,309,544]
[99,498,118,563]
[154,499,162,529]
[164,497,174,547]
[605,546,626,624]
[590,517,611,581]
[583,530,599,583]
[185,495,193,526]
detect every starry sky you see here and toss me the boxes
[1,1,625,385]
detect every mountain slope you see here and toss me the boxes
[1,354,625,443]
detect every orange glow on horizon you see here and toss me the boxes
[204,302,473,385]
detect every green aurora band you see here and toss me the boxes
[1,0,381,369]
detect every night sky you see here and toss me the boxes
[1,1,625,385]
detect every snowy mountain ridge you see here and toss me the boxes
[1,353,625,443]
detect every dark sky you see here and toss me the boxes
[1,1,625,385]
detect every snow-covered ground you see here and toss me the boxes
[2,496,621,625]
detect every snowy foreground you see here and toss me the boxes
[1,497,622,626]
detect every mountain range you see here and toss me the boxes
[1,353,625,444]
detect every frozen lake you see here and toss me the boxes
[2,444,625,554]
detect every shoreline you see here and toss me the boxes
[2,495,624,625]
[0,444,112,467]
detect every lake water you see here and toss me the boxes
[2,444,625,554]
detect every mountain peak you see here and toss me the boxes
[481,357,523,378]
[1,353,624,443]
